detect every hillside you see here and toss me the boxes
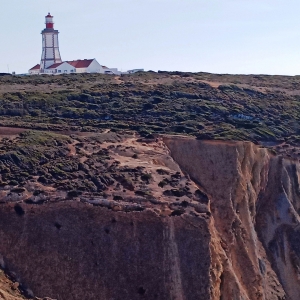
[0,71,300,158]
[0,72,300,299]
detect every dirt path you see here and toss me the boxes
[67,142,77,157]
[0,127,27,136]
[114,76,124,84]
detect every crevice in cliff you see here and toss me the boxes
[219,272,225,300]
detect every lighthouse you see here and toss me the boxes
[40,13,62,72]
[29,13,122,75]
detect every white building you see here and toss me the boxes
[45,62,76,74]
[29,64,41,75]
[67,59,102,73]
[29,59,120,75]
[65,60,121,74]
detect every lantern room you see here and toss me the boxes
[45,13,54,29]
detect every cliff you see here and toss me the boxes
[165,137,300,299]
[0,135,300,299]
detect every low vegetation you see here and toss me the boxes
[0,71,299,144]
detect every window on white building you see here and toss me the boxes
[58,70,61,73]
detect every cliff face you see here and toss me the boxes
[165,137,300,300]
[0,204,211,300]
[1,137,300,299]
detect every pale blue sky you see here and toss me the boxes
[1,0,300,75]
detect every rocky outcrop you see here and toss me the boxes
[1,137,300,299]
[164,137,300,300]
[0,203,210,300]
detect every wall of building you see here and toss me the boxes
[46,62,75,74]
[55,63,76,74]
[86,60,103,73]
[74,68,87,74]
[29,69,40,75]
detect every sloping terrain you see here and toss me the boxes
[0,71,300,160]
[0,268,26,300]
[1,71,300,299]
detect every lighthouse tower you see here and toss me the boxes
[40,13,62,72]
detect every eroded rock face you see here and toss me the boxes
[164,137,300,300]
[0,203,210,300]
[1,136,300,299]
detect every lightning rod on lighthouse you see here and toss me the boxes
[40,13,62,72]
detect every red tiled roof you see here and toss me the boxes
[29,64,40,70]
[47,62,64,69]
[67,59,94,68]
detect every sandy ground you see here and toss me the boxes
[0,127,27,136]
[0,84,73,94]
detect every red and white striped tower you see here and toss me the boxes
[40,13,62,72]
